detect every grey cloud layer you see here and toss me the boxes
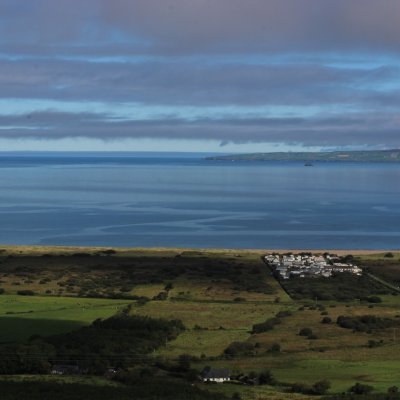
[0,0,399,147]
[1,58,399,107]
[1,111,399,148]
[2,0,400,53]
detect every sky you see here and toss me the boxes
[0,0,399,152]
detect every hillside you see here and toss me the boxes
[0,247,399,399]
[206,149,400,162]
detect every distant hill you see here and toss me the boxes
[206,149,400,162]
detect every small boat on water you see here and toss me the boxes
[304,162,314,166]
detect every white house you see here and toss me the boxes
[201,368,231,383]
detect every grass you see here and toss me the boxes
[192,300,400,396]
[201,382,314,400]
[0,374,121,386]
[130,294,288,357]
[355,252,400,262]
[0,295,132,341]
[273,359,400,393]
[0,246,399,399]
[0,247,279,300]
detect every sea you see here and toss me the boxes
[0,152,399,250]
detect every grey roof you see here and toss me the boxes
[52,364,81,373]
[202,369,230,379]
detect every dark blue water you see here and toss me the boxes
[0,152,399,250]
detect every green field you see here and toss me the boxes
[0,247,398,400]
[0,295,132,341]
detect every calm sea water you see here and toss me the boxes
[0,152,399,250]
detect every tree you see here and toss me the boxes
[258,369,275,385]
[153,291,168,300]
[17,290,35,296]
[387,386,400,400]
[367,296,382,303]
[178,354,192,372]
[344,254,354,263]
[248,371,258,380]
[312,380,331,395]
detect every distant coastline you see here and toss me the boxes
[206,149,400,162]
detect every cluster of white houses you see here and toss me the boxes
[264,253,362,280]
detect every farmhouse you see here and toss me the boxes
[51,364,82,375]
[201,368,231,383]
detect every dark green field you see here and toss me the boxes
[0,246,399,400]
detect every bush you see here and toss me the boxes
[137,297,150,306]
[291,379,331,395]
[275,310,292,318]
[384,252,394,258]
[321,317,332,324]
[308,334,318,340]
[0,288,4,294]
[348,382,374,395]
[366,296,382,303]
[72,253,92,257]
[100,249,117,255]
[337,315,399,332]
[252,318,281,334]
[224,341,255,358]
[17,290,35,296]
[299,328,313,336]
[120,286,133,293]
[367,339,383,348]
[268,343,281,353]
[290,382,312,394]
[233,297,246,302]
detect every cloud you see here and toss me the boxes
[2,0,400,54]
[0,0,399,149]
[99,0,400,54]
[0,57,399,109]
[0,110,399,149]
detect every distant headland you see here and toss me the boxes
[206,149,400,162]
